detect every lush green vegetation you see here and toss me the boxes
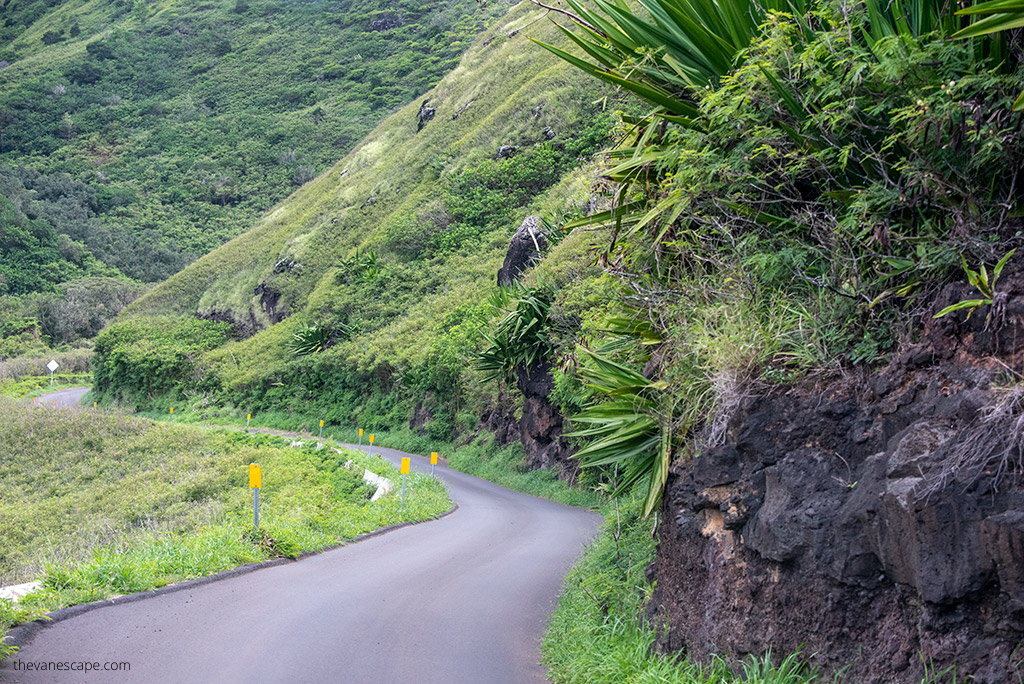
[0,192,116,294]
[92,315,232,402]
[503,0,1024,511]
[0,0,512,285]
[0,276,148,363]
[0,396,449,656]
[93,5,621,441]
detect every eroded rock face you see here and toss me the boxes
[253,281,289,324]
[490,215,576,479]
[516,361,576,479]
[416,100,435,132]
[651,363,1024,682]
[497,215,548,287]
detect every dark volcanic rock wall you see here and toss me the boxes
[495,215,577,478]
[651,277,1024,682]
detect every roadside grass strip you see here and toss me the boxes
[0,397,449,659]
[542,499,825,684]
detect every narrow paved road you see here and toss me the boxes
[32,386,89,407]
[4,440,602,683]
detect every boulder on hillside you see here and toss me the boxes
[497,215,548,287]
[416,100,435,132]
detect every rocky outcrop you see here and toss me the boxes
[416,100,435,132]
[196,308,256,339]
[491,215,576,478]
[409,400,434,435]
[650,270,1024,682]
[516,361,576,479]
[254,282,288,324]
[497,216,548,287]
[370,12,403,31]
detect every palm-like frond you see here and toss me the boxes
[474,284,553,383]
[532,0,810,120]
[569,346,673,516]
[289,325,329,356]
[954,0,1024,109]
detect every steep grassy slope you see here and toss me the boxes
[0,0,510,284]
[97,2,617,433]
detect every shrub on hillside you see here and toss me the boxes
[92,317,231,402]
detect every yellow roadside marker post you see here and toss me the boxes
[247,413,251,428]
[431,452,438,479]
[170,407,174,417]
[94,402,97,409]
[368,433,375,457]
[319,419,324,440]
[249,463,262,531]
[358,428,363,449]
[52,400,55,406]
[400,457,410,505]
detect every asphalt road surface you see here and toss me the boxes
[32,386,89,407]
[4,438,602,683]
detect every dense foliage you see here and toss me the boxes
[0,192,115,294]
[515,0,1024,510]
[92,316,231,402]
[0,0,511,283]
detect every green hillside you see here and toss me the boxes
[14,0,1024,677]
[0,0,510,284]
[95,2,618,434]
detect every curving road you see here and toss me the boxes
[3,436,601,683]
[32,386,89,407]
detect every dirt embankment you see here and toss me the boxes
[650,271,1024,682]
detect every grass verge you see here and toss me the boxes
[447,432,603,509]
[122,398,604,510]
[0,397,449,660]
[543,499,826,684]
